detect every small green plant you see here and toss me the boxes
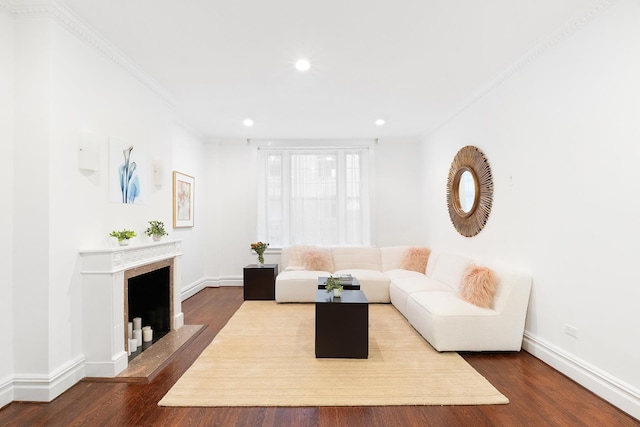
[109,229,137,242]
[144,220,168,237]
[324,276,343,293]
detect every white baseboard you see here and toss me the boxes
[173,312,184,330]
[180,276,242,299]
[181,277,213,301]
[12,355,85,403]
[180,276,243,301]
[523,332,640,421]
[0,375,13,409]
[219,275,243,287]
[4,277,241,407]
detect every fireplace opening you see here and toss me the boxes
[127,265,171,361]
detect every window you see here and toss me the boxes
[258,146,370,247]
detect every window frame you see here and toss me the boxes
[256,142,371,248]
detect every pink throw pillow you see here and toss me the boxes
[459,265,497,308]
[400,247,431,273]
[287,245,315,267]
[302,249,334,272]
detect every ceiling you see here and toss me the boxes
[57,0,598,140]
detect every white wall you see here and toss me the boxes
[12,15,52,389]
[215,139,259,281]
[5,7,208,404]
[421,0,640,417]
[170,123,208,290]
[45,19,177,385]
[373,138,427,246]
[0,8,15,406]
[209,138,426,281]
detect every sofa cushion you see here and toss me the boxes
[333,269,390,303]
[459,265,497,308]
[385,269,427,281]
[275,270,331,302]
[431,252,472,292]
[331,247,382,271]
[400,247,431,273]
[303,249,334,272]
[389,276,452,316]
[408,291,496,317]
[380,246,411,271]
[334,269,389,284]
[284,245,316,269]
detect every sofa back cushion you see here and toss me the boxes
[431,252,472,292]
[380,246,411,271]
[400,247,431,273]
[490,268,532,313]
[280,245,316,270]
[331,247,382,271]
[303,248,334,272]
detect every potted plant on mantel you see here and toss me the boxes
[324,276,344,298]
[110,229,137,246]
[145,220,168,242]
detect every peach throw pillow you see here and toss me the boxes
[286,245,315,268]
[400,247,431,273]
[459,265,497,308]
[302,249,334,272]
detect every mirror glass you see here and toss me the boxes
[458,170,476,213]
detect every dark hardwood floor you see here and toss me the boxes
[1,287,637,426]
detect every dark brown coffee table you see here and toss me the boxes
[315,289,368,359]
[317,276,361,290]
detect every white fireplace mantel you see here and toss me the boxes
[79,240,184,377]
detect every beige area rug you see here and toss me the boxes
[158,301,508,407]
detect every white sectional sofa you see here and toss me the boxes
[275,246,532,352]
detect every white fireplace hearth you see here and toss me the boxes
[80,240,184,377]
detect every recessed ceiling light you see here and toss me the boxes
[375,119,385,126]
[295,59,310,72]
[243,118,254,127]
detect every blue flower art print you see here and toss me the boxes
[109,139,146,204]
[119,146,140,203]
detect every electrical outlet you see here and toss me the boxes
[564,324,578,338]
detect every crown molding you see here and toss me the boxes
[3,0,174,107]
[423,0,618,138]
[1,0,53,17]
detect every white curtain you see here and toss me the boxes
[258,147,370,247]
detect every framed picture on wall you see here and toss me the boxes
[173,171,195,228]
[109,138,147,204]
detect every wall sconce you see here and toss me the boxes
[153,159,164,187]
[78,131,100,171]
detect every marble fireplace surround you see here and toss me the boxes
[80,240,184,377]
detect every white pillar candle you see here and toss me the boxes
[129,338,137,350]
[142,326,151,331]
[142,328,153,343]
[132,317,142,330]
[133,329,143,347]
[128,322,133,339]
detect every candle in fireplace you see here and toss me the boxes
[133,329,142,347]
[142,326,153,343]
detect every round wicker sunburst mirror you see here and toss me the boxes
[446,146,493,237]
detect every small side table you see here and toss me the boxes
[243,264,278,300]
